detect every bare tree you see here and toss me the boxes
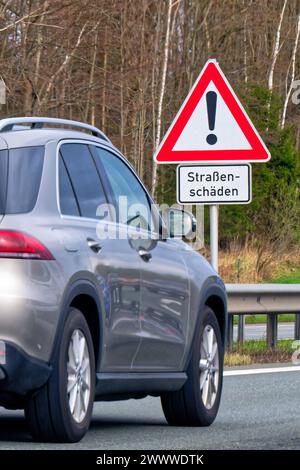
[151,0,174,197]
[268,0,287,92]
[267,0,287,126]
[281,8,300,128]
[0,0,300,199]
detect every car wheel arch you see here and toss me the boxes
[183,284,227,371]
[51,279,105,370]
[205,294,227,344]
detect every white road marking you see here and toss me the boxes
[224,365,300,376]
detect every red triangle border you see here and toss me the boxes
[154,61,270,163]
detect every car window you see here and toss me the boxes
[93,147,155,232]
[5,146,44,214]
[60,143,107,219]
[59,155,80,216]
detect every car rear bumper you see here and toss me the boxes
[0,340,51,406]
[0,258,65,362]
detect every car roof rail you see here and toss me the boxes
[0,117,111,143]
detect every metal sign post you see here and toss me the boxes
[210,205,219,272]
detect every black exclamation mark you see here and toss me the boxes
[206,91,217,145]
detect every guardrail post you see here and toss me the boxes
[295,314,300,340]
[237,315,245,343]
[226,314,234,350]
[267,313,278,349]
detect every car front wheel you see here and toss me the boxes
[161,306,223,426]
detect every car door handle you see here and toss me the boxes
[87,238,102,253]
[138,249,152,262]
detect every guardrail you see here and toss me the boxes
[226,284,300,349]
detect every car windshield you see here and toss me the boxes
[0,146,44,215]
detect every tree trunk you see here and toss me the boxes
[281,11,300,128]
[151,0,173,197]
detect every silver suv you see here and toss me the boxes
[0,117,227,443]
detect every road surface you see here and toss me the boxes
[0,365,300,449]
[233,322,294,341]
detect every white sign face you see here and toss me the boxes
[177,164,251,205]
[173,82,251,152]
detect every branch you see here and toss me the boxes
[0,6,48,32]
[40,21,88,107]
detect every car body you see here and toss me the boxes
[0,117,227,442]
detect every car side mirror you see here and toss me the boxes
[165,208,197,239]
[127,213,158,251]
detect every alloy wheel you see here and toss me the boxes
[199,324,219,409]
[67,329,91,423]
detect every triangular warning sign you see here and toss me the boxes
[154,60,270,163]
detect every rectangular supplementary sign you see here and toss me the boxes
[177,164,252,205]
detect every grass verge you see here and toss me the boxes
[218,246,300,284]
[233,314,295,325]
[224,339,295,366]
[272,267,300,284]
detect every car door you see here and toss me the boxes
[134,236,190,370]
[58,142,142,372]
[92,146,190,372]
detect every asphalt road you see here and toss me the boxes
[0,366,300,450]
[233,322,294,341]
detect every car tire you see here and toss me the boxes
[161,306,223,427]
[25,308,95,442]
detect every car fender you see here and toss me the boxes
[183,278,227,371]
[50,275,105,369]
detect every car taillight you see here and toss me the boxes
[0,230,54,260]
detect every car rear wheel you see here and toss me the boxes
[161,306,223,426]
[25,308,95,442]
